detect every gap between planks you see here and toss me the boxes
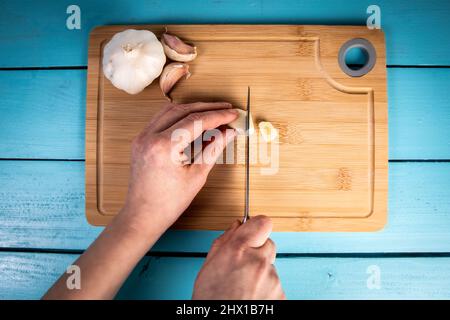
[2,247,450,259]
[2,65,450,71]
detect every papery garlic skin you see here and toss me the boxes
[258,121,278,142]
[228,109,255,135]
[103,29,166,94]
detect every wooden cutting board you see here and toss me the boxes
[86,25,387,231]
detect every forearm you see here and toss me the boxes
[43,102,238,300]
[43,208,166,300]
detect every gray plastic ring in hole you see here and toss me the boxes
[338,38,376,77]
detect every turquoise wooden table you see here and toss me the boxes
[1,0,449,299]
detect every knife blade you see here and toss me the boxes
[242,86,251,224]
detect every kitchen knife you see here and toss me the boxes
[242,86,251,224]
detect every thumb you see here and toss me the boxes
[234,215,273,248]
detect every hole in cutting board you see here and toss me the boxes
[345,47,369,70]
[338,38,376,77]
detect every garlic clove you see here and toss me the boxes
[228,109,255,135]
[161,33,197,62]
[159,63,191,101]
[258,121,278,142]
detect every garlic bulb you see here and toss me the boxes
[258,121,278,142]
[102,29,166,94]
[228,109,255,135]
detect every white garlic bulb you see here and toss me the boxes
[102,29,166,94]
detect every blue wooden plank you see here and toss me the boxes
[1,68,449,160]
[0,70,85,159]
[1,252,450,299]
[389,68,450,159]
[0,161,449,253]
[0,161,102,250]
[119,256,450,299]
[0,0,450,67]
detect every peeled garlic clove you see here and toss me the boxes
[228,109,255,135]
[161,33,197,62]
[258,121,278,142]
[159,62,191,100]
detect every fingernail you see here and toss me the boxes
[227,109,239,115]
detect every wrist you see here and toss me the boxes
[114,204,171,243]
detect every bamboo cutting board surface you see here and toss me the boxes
[86,25,387,231]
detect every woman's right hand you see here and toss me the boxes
[192,215,286,300]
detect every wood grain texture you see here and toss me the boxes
[1,68,448,160]
[86,25,388,231]
[1,161,449,253]
[0,161,102,250]
[1,0,450,67]
[2,251,450,299]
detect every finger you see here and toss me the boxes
[213,219,240,249]
[150,102,233,133]
[144,102,177,131]
[164,109,239,152]
[256,238,276,264]
[223,219,241,237]
[268,266,286,300]
[179,152,190,166]
[186,128,219,165]
[191,128,237,174]
[233,215,273,248]
[206,219,241,260]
